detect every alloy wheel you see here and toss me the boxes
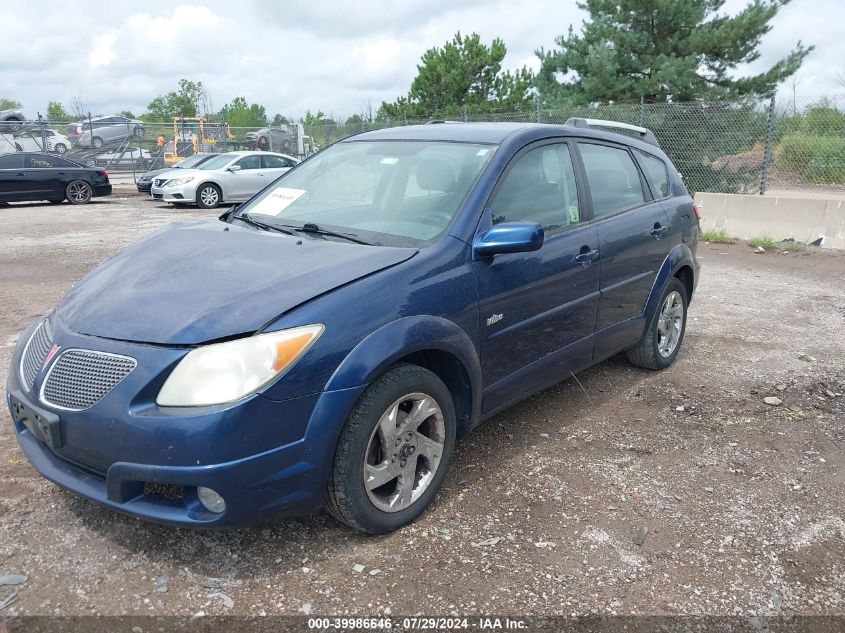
[363,392,446,513]
[67,181,92,204]
[199,186,219,207]
[657,290,684,357]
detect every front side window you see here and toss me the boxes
[636,150,670,199]
[199,154,240,171]
[0,154,23,169]
[235,155,261,170]
[489,143,580,233]
[578,142,646,217]
[235,140,497,246]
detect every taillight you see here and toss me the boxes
[100,170,109,179]
[692,203,701,229]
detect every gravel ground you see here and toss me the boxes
[0,192,843,619]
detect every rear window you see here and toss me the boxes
[577,143,645,217]
[636,150,670,199]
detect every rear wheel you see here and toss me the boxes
[625,277,688,370]
[65,180,92,205]
[133,126,144,139]
[54,143,67,154]
[258,136,269,150]
[326,364,456,534]
[196,183,222,209]
[91,136,103,149]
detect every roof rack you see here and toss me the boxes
[565,117,659,147]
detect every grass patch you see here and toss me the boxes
[700,228,738,244]
[748,236,806,251]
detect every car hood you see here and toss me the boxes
[55,220,418,345]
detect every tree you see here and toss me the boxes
[536,0,812,105]
[0,97,22,111]
[46,101,72,122]
[380,32,534,119]
[218,97,267,128]
[145,79,207,121]
[270,113,289,126]
[68,93,88,119]
[118,110,136,119]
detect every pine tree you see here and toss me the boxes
[536,0,812,105]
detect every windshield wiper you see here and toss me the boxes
[281,222,374,246]
[235,213,296,236]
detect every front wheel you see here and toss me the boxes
[54,143,67,154]
[326,364,456,534]
[91,136,103,149]
[196,183,222,209]
[65,180,92,205]
[625,277,688,370]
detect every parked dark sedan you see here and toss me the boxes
[0,152,111,205]
[137,153,215,193]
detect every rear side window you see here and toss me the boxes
[262,155,294,169]
[27,154,76,168]
[636,150,670,199]
[577,143,645,217]
[0,154,24,169]
[490,143,580,233]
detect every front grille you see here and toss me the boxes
[153,178,166,187]
[42,349,136,411]
[20,320,53,390]
[152,193,163,199]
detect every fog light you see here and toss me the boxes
[197,486,226,513]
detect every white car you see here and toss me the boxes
[11,128,74,154]
[150,151,299,209]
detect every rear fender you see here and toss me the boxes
[643,243,695,326]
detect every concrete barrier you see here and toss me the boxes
[694,192,845,250]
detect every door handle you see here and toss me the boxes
[15,172,26,176]
[650,224,668,238]
[574,248,600,265]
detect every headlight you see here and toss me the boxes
[156,325,324,406]
[164,177,194,187]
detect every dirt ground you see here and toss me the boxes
[0,192,843,619]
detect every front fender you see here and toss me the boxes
[324,315,483,423]
[643,243,696,325]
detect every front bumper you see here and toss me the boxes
[150,182,197,204]
[136,181,152,193]
[6,318,364,527]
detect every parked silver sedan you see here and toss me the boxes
[150,151,299,209]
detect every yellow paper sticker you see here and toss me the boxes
[569,205,580,223]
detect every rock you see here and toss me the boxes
[154,575,170,593]
[703,486,714,493]
[754,246,765,253]
[300,603,313,615]
[798,353,816,362]
[534,542,557,548]
[824,390,836,398]
[211,592,234,609]
[764,396,782,406]
[132,627,143,633]
[471,536,504,547]
[191,611,206,619]
[632,527,649,547]
[776,384,786,391]
[0,575,27,586]
[369,569,381,576]
[788,404,802,412]
[352,564,365,573]
[203,578,221,590]
[675,405,685,412]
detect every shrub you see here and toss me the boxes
[778,134,845,184]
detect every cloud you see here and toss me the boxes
[0,0,841,121]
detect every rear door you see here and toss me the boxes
[472,140,600,412]
[261,154,295,183]
[25,154,66,198]
[575,141,671,358]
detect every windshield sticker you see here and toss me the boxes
[249,188,307,216]
[476,149,490,156]
[569,205,580,223]
[380,157,399,165]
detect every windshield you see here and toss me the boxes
[234,140,496,246]
[198,153,237,170]
[175,154,208,169]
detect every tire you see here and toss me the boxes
[91,136,103,149]
[14,143,22,151]
[196,183,222,209]
[65,180,92,205]
[326,363,456,534]
[625,277,688,370]
[54,143,67,154]
[133,126,144,139]
[258,136,269,150]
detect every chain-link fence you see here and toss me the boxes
[2,95,843,196]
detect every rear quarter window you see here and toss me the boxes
[636,150,670,199]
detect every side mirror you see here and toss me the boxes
[227,164,241,172]
[473,221,544,258]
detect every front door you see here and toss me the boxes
[0,153,26,200]
[575,141,671,357]
[472,141,600,412]
[225,155,264,200]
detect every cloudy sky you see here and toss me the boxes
[1,0,842,121]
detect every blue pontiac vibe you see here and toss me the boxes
[7,120,699,533]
